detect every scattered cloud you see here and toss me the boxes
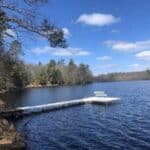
[96,63,117,69]
[4,29,16,38]
[77,13,120,26]
[135,51,150,61]
[111,29,120,34]
[62,27,70,38]
[93,63,119,74]
[105,40,150,52]
[130,64,142,69]
[96,56,112,61]
[30,46,90,57]
[129,63,149,71]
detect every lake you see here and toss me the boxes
[4,80,150,150]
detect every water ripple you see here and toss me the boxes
[15,81,150,150]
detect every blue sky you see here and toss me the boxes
[15,0,150,75]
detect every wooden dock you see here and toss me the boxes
[0,96,120,118]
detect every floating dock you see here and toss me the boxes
[0,96,120,118]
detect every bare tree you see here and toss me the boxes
[0,0,66,47]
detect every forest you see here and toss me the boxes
[0,46,93,90]
[95,70,150,82]
[27,59,93,86]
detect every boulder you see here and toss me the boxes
[0,118,25,149]
[0,99,25,149]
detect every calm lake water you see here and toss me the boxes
[5,80,150,150]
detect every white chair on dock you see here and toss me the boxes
[94,91,107,97]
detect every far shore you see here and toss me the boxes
[0,84,60,94]
[0,79,150,94]
[26,84,59,88]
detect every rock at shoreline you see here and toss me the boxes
[0,118,25,150]
[0,99,25,149]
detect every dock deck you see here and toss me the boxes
[0,96,120,118]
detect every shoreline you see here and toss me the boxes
[0,79,150,94]
[25,84,59,89]
[0,99,25,149]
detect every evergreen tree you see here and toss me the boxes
[66,59,77,84]
[77,64,93,84]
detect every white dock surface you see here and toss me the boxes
[17,96,120,112]
[1,96,120,117]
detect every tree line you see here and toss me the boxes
[0,55,93,91]
[27,59,93,86]
[94,70,150,82]
[0,40,29,90]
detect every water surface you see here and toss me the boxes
[7,80,150,150]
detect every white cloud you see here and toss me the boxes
[77,13,120,26]
[93,63,119,74]
[129,63,149,71]
[62,28,70,38]
[131,64,140,67]
[130,64,142,69]
[135,51,150,61]
[96,56,112,61]
[111,30,120,34]
[96,63,117,69]
[30,46,90,57]
[4,29,16,37]
[105,40,150,52]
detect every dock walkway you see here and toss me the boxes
[0,96,120,118]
